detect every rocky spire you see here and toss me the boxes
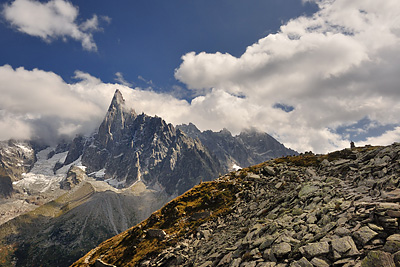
[108,89,125,111]
[98,89,136,149]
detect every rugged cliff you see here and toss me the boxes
[177,123,296,171]
[0,140,35,197]
[72,143,400,267]
[65,90,222,195]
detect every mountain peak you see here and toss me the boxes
[109,89,125,110]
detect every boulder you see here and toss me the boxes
[353,226,378,246]
[272,242,291,258]
[299,241,330,258]
[361,250,395,267]
[384,234,400,253]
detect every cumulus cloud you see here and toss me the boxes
[174,0,400,153]
[0,65,191,145]
[0,65,106,143]
[2,0,108,51]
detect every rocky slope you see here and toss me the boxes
[72,143,400,267]
[0,166,169,267]
[177,124,296,171]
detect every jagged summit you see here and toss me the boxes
[66,91,222,194]
[109,89,125,110]
[177,123,297,171]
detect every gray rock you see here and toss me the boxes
[331,236,360,259]
[259,235,278,250]
[146,229,167,240]
[335,227,351,236]
[353,226,378,246]
[257,263,276,267]
[272,242,292,258]
[361,250,395,267]
[310,257,330,267]
[383,234,400,253]
[299,241,329,258]
[298,185,320,199]
[289,257,313,267]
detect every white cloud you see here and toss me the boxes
[114,72,133,87]
[174,0,400,153]
[2,0,108,51]
[0,65,191,145]
[358,127,400,147]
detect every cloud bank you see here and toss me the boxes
[2,0,108,51]
[174,0,400,152]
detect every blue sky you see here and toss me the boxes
[0,0,400,153]
[0,0,317,92]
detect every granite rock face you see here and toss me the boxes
[66,90,222,195]
[73,143,400,267]
[0,140,35,197]
[177,123,297,171]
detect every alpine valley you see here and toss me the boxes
[0,90,296,267]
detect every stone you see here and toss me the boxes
[331,236,360,259]
[259,235,278,250]
[335,227,351,236]
[361,250,395,267]
[353,226,378,246]
[272,242,292,258]
[95,259,117,267]
[299,241,330,258]
[263,166,276,176]
[310,257,330,267]
[290,257,313,267]
[275,182,284,190]
[199,261,213,267]
[383,189,400,202]
[190,211,211,221]
[292,208,303,216]
[218,252,233,265]
[241,262,257,267]
[231,258,242,267]
[257,263,276,267]
[146,229,167,240]
[392,251,400,267]
[298,185,319,199]
[383,234,400,253]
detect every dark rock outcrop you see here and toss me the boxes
[65,90,222,195]
[177,123,296,171]
[0,140,35,197]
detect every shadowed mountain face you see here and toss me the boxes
[0,141,35,198]
[66,90,222,195]
[177,123,297,170]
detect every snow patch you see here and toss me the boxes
[15,143,34,155]
[105,178,126,188]
[89,169,106,179]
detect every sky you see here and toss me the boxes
[0,0,399,153]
